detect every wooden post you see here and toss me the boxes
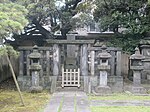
[6,54,25,106]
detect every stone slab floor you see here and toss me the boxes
[44,91,91,112]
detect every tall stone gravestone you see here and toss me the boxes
[66,34,78,69]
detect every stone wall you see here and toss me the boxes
[17,76,52,91]
[0,55,19,82]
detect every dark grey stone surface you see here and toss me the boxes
[44,91,91,112]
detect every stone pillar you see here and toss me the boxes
[110,51,115,76]
[80,44,89,92]
[26,51,30,76]
[51,44,59,93]
[40,50,44,77]
[31,71,40,87]
[53,44,59,76]
[81,44,88,76]
[116,51,121,76]
[46,51,50,76]
[66,34,76,57]
[130,47,146,93]
[99,71,108,86]
[90,50,95,76]
[19,51,24,76]
[133,71,141,85]
[140,45,150,81]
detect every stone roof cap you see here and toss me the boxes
[97,45,112,58]
[28,45,41,59]
[130,47,144,60]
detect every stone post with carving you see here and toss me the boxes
[130,47,146,93]
[95,45,112,94]
[28,45,43,92]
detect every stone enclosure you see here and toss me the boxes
[17,34,150,94]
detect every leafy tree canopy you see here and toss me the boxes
[12,0,83,37]
[0,0,28,56]
[0,1,28,39]
[94,0,150,53]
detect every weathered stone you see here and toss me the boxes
[95,86,111,94]
[90,51,95,76]
[130,47,146,94]
[53,44,59,76]
[28,45,43,92]
[97,45,111,87]
[131,86,147,94]
[81,44,88,76]
[50,76,57,93]
[99,71,108,87]
[46,39,95,44]
[130,47,144,86]
[66,34,76,58]
[84,76,89,93]
[116,51,122,76]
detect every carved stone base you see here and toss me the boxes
[93,86,112,95]
[30,86,43,93]
[131,86,147,94]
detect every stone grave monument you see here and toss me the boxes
[28,45,43,92]
[130,47,146,94]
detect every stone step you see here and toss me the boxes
[56,86,83,92]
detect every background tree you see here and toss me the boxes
[0,1,28,106]
[12,0,83,38]
[71,0,95,30]
[0,2,28,41]
[94,0,150,53]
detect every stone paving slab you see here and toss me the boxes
[61,92,75,112]
[44,92,64,112]
[91,100,150,106]
[44,91,91,112]
[76,92,91,112]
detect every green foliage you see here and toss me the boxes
[91,106,150,112]
[107,34,143,53]
[0,89,50,112]
[71,13,94,30]
[94,0,150,52]
[15,0,56,22]
[89,93,150,100]
[0,2,28,38]
[13,0,82,35]
[0,45,19,56]
[94,0,150,34]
